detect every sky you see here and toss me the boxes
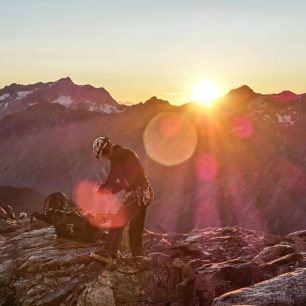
[1,0,306,105]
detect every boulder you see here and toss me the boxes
[253,244,294,265]
[212,268,306,306]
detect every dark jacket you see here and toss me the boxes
[99,145,148,194]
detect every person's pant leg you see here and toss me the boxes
[129,205,146,257]
[105,227,125,254]
[104,197,140,254]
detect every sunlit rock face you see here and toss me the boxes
[1,221,306,305]
[1,81,306,234]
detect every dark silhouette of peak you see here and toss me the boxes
[226,85,257,97]
[3,83,23,92]
[49,78,115,101]
[127,96,174,117]
[271,90,297,97]
[4,83,18,89]
[52,77,76,88]
[0,82,37,96]
[57,77,73,83]
[51,77,75,87]
[222,85,259,107]
[144,96,170,105]
[270,90,299,105]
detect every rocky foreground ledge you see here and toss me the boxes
[0,219,306,306]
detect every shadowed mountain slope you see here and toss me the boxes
[0,186,45,215]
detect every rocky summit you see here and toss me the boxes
[1,219,306,306]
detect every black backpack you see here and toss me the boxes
[52,208,108,243]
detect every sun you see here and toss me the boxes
[191,80,221,106]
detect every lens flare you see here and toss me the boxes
[143,112,198,166]
[74,180,124,227]
[231,116,254,139]
[196,153,218,182]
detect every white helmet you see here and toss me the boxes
[18,212,28,220]
[93,137,110,158]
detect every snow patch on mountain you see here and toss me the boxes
[16,90,34,99]
[0,102,8,108]
[89,103,124,114]
[276,113,295,125]
[100,104,120,113]
[0,93,10,101]
[52,96,74,107]
[251,96,268,109]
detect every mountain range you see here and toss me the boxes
[1,78,306,234]
[0,77,125,119]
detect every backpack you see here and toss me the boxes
[52,208,108,243]
[44,192,69,222]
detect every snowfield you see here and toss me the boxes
[276,113,295,125]
[52,96,74,107]
[0,93,10,101]
[16,90,34,99]
[89,103,124,114]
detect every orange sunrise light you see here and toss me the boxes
[191,80,221,107]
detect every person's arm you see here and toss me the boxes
[97,153,126,194]
[97,169,123,194]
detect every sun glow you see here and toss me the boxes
[191,80,221,106]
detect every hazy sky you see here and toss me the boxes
[1,0,306,104]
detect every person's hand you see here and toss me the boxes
[97,186,111,195]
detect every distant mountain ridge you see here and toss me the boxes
[1,78,305,119]
[0,77,127,119]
